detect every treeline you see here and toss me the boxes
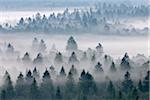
[0,67,149,100]
[0,3,148,34]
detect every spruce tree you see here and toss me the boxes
[25,70,33,84]
[69,52,79,64]
[22,52,31,62]
[65,71,76,99]
[15,72,26,98]
[79,71,97,95]
[33,67,40,79]
[40,69,54,100]
[122,71,133,93]
[30,78,39,100]
[59,66,66,77]
[110,61,117,72]
[120,53,131,70]
[2,71,14,100]
[94,62,103,72]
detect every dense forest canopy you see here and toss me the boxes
[0,3,148,35]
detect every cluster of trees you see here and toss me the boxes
[0,36,149,100]
[0,3,148,34]
[0,36,149,71]
[0,67,149,100]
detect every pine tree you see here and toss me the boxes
[40,69,54,100]
[79,71,97,95]
[94,62,103,73]
[33,67,40,79]
[68,52,79,64]
[6,43,14,53]
[42,69,51,81]
[22,52,31,62]
[30,78,39,100]
[122,71,134,93]
[80,69,86,78]
[65,71,76,99]
[25,70,33,84]
[120,53,131,70]
[2,71,14,100]
[96,43,103,54]
[33,53,43,64]
[59,66,66,77]
[15,72,26,98]
[110,61,117,72]
[66,36,78,51]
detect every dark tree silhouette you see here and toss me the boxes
[122,71,134,93]
[15,72,26,98]
[94,62,103,73]
[30,78,39,100]
[2,71,14,100]
[59,66,66,77]
[40,69,54,99]
[120,53,131,70]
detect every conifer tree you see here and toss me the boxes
[110,61,117,72]
[33,67,40,79]
[2,71,14,100]
[40,69,54,100]
[30,78,39,100]
[59,66,66,77]
[15,72,26,98]
[120,53,131,70]
[25,70,33,84]
[122,71,133,93]
[94,62,103,72]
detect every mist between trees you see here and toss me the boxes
[0,36,149,100]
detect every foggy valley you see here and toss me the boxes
[0,0,149,100]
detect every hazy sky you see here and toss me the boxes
[0,0,148,11]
